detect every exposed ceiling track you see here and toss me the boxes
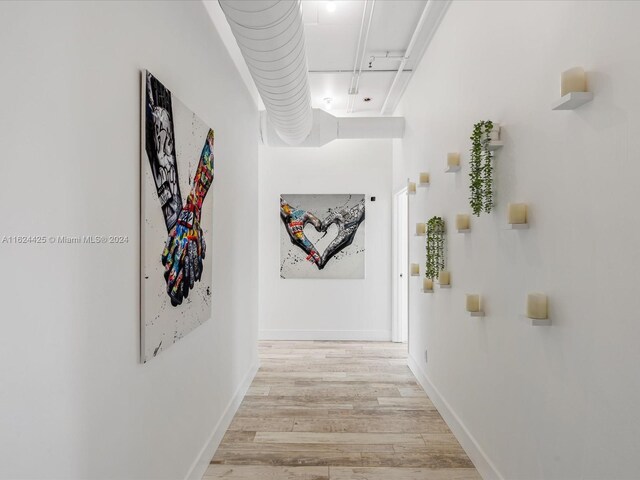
[380,0,452,115]
[219,0,313,145]
[347,0,375,113]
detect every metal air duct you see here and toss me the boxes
[219,0,313,145]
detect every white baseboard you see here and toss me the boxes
[259,329,391,341]
[407,354,503,480]
[184,360,259,480]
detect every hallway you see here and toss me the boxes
[205,341,480,479]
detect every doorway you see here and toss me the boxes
[392,187,409,344]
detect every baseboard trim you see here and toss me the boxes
[407,354,503,480]
[259,329,391,341]
[184,359,259,480]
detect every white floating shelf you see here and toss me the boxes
[506,223,529,230]
[457,229,471,233]
[422,289,434,293]
[521,315,551,326]
[445,166,461,173]
[470,311,485,317]
[418,182,430,188]
[552,91,593,110]
[439,284,451,289]
[488,141,504,151]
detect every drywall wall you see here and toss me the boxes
[393,1,640,479]
[259,140,392,340]
[0,2,258,479]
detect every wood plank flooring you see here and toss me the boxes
[204,341,480,480]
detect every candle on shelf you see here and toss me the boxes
[423,278,433,291]
[527,293,548,319]
[447,153,460,168]
[419,172,430,185]
[508,203,527,224]
[466,294,480,313]
[456,214,470,231]
[438,270,450,285]
[561,67,587,96]
[408,181,416,194]
[416,223,427,236]
[410,263,420,276]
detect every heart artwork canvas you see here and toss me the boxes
[280,194,365,279]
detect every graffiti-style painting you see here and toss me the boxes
[141,70,214,362]
[280,194,365,279]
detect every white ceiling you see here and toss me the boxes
[204,0,449,118]
[303,0,428,116]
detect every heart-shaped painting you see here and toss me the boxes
[280,195,365,276]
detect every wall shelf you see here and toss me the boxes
[488,141,504,151]
[521,315,551,326]
[506,223,529,230]
[422,289,433,293]
[445,166,461,173]
[470,311,485,317]
[418,182,430,188]
[552,92,593,110]
[439,284,451,289]
[457,228,471,233]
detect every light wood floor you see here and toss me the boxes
[204,341,480,480]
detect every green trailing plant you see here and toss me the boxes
[425,216,445,279]
[469,120,494,216]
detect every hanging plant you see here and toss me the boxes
[469,120,494,216]
[425,216,445,279]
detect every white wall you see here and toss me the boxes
[259,140,392,340]
[0,2,258,479]
[393,1,640,479]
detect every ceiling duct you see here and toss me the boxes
[219,0,313,145]
[261,108,405,148]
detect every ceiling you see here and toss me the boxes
[205,0,450,118]
[303,0,428,116]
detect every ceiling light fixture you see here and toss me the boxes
[323,97,333,110]
[326,1,336,13]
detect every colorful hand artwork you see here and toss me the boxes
[280,196,365,271]
[162,131,214,306]
[146,72,214,306]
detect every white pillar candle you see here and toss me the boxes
[527,293,548,319]
[410,263,420,276]
[416,223,426,236]
[447,153,460,167]
[438,270,450,285]
[456,214,470,231]
[508,203,527,224]
[423,278,433,291]
[466,294,480,312]
[490,124,501,141]
[419,172,430,185]
[561,67,587,96]
[408,181,416,194]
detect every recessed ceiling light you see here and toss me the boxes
[326,1,336,13]
[363,97,372,102]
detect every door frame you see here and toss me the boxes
[391,187,409,344]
